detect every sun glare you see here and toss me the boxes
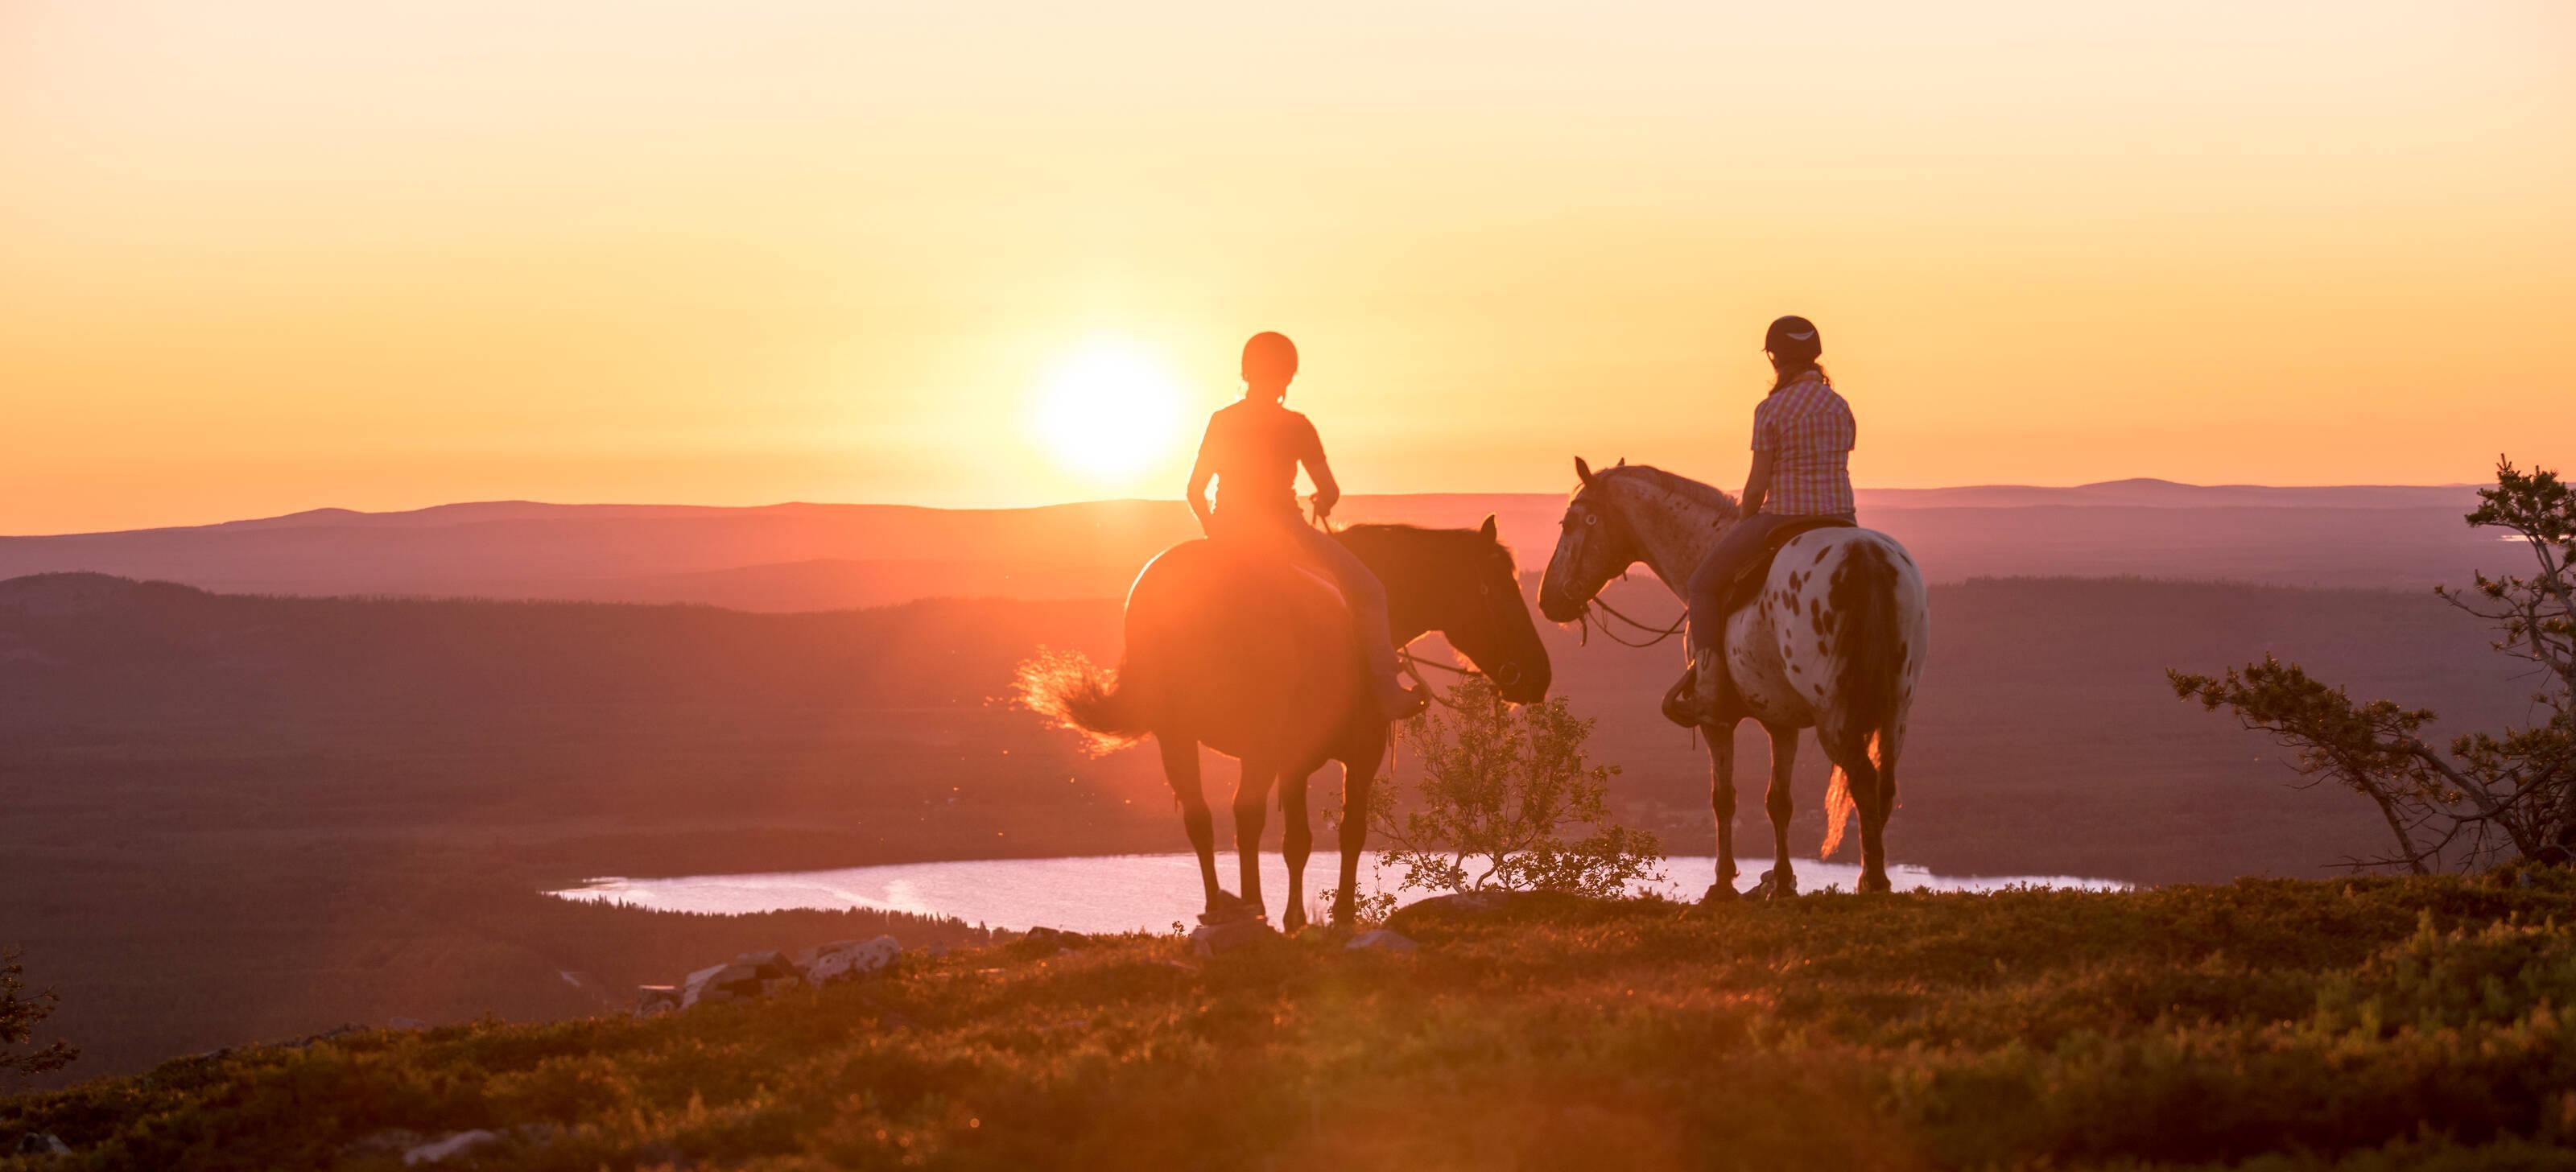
[1029,338,1187,486]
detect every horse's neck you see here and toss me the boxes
[1611,479,1731,596]
[1340,534,1433,646]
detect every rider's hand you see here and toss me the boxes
[1308,492,1334,521]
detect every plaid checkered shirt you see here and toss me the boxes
[1750,369,1857,518]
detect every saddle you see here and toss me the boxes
[1720,516,1859,613]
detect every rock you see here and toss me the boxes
[758,976,804,997]
[1190,915,1278,957]
[679,963,762,1009]
[634,986,681,1016]
[1345,928,1418,953]
[14,1133,71,1157]
[387,1016,430,1030]
[732,951,798,981]
[403,1129,501,1166]
[803,936,899,984]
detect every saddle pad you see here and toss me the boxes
[1723,517,1859,612]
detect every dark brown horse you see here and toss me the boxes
[1021,517,1550,928]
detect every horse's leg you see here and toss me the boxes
[1160,735,1229,916]
[1834,730,1893,894]
[1703,721,1740,902]
[1232,753,1273,921]
[1333,727,1385,926]
[1761,722,1800,898]
[1280,766,1314,932]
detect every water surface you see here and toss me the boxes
[550,853,2123,934]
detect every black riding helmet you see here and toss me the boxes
[1764,315,1821,362]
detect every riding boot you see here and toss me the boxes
[1661,645,1743,728]
[1377,681,1429,721]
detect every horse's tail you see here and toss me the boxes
[1014,648,1152,755]
[1821,541,1905,860]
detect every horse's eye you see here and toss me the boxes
[1584,514,1600,526]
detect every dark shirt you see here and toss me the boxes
[1197,400,1323,526]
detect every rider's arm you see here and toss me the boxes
[1186,421,1219,535]
[1299,419,1341,518]
[1741,450,1775,516]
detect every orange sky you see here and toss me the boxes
[4,1,2571,534]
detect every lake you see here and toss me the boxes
[547,853,2124,934]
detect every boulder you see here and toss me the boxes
[1345,928,1418,953]
[679,963,765,1009]
[1190,915,1278,957]
[732,951,798,980]
[14,1133,71,1157]
[402,1129,500,1166]
[634,986,681,1017]
[804,936,900,984]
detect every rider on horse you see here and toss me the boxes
[1185,331,1427,721]
[1666,315,1860,725]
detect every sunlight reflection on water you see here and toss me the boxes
[548,854,2125,934]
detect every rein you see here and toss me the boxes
[1581,594,1688,649]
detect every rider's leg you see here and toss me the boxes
[1678,513,1786,716]
[1290,524,1418,719]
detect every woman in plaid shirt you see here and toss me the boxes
[1669,315,1859,723]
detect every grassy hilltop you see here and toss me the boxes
[8,875,2576,1170]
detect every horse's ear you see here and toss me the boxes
[1479,514,1499,541]
[1614,457,1626,467]
[1575,456,1596,485]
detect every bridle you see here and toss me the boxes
[1556,495,1690,650]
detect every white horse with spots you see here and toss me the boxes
[1538,459,1930,897]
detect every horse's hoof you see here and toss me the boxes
[1859,873,1893,894]
[1754,869,1798,900]
[1701,881,1738,904]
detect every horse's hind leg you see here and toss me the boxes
[1703,722,1740,902]
[1280,768,1314,931]
[1332,728,1384,926]
[1761,722,1800,898]
[1159,735,1231,918]
[1831,730,1893,894]
[1232,753,1274,921]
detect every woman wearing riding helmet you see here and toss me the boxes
[1186,331,1426,720]
[1666,315,1858,725]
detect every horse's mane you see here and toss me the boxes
[1593,463,1740,521]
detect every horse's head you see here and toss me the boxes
[1539,456,1642,623]
[1342,517,1551,704]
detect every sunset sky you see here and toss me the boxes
[5,1,2570,534]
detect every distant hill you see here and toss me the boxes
[0,569,2535,1078]
[0,481,2504,609]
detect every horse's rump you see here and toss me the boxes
[1120,539,1366,754]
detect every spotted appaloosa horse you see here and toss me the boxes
[1020,517,1550,928]
[1538,459,1929,897]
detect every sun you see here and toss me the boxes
[1028,337,1187,485]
